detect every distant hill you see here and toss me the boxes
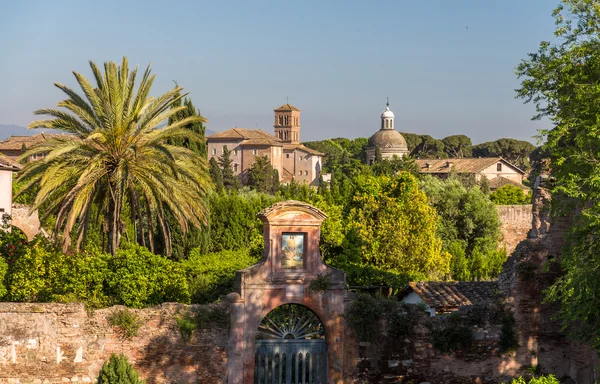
[0,124,216,141]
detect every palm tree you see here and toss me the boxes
[17,57,213,255]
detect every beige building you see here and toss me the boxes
[207,104,324,185]
[366,102,410,164]
[415,157,526,190]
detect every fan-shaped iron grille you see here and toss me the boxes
[257,304,325,340]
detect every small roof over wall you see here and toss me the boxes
[398,281,500,313]
[258,200,327,222]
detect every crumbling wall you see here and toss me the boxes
[0,303,229,384]
[496,205,532,254]
[10,204,41,240]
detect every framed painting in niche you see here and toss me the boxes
[281,232,305,268]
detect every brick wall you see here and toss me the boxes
[496,205,532,254]
[0,303,229,384]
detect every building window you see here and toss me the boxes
[252,149,257,155]
[279,116,283,126]
[304,171,308,176]
[222,145,227,154]
[234,149,238,156]
[497,163,502,172]
[298,171,302,176]
[0,208,4,213]
[234,163,239,172]
[298,156,302,161]
[212,148,216,155]
[286,154,290,158]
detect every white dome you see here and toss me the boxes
[381,106,395,119]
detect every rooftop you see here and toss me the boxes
[208,128,283,146]
[282,143,325,156]
[399,281,499,312]
[0,154,22,171]
[415,157,525,175]
[0,133,69,151]
[274,103,301,112]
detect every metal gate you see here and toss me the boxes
[254,304,327,384]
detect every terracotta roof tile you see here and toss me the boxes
[240,138,283,146]
[282,144,324,156]
[0,133,69,151]
[0,154,22,171]
[274,104,300,112]
[400,281,499,312]
[415,157,525,175]
[208,128,282,142]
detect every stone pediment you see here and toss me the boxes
[233,200,346,291]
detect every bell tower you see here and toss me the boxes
[274,102,301,144]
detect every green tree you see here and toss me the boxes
[97,354,144,384]
[345,172,449,279]
[490,185,530,205]
[218,146,240,190]
[471,138,535,171]
[248,156,278,194]
[516,0,600,349]
[208,157,224,193]
[419,176,503,280]
[442,135,472,158]
[16,58,212,255]
[167,87,207,157]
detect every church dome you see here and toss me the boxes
[381,106,395,119]
[368,129,408,150]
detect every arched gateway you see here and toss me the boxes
[227,201,349,384]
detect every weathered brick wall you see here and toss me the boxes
[0,303,229,384]
[496,205,532,254]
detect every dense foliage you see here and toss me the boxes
[490,185,531,205]
[0,227,257,307]
[16,57,212,256]
[343,173,448,279]
[419,176,505,281]
[516,0,600,349]
[507,376,559,384]
[97,354,144,384]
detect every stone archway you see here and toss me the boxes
[227,201,349,384]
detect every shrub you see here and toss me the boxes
[97,354,144,384]
[51,248,110,308]
[508,375,559,384]
[107,244,190,308]
[490,185,530,205]
[348,294,384,342]
[176,313,197,341]
[109,309,142,340]
[183,249,258,304]
[0,256,7,299]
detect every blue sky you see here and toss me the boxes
[0,0,557,144]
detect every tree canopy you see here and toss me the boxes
[516,0,600,349]
[17,57,212,255]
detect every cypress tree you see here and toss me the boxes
[218,146,240,190]
[97,354,144,384]
[209,157,224,193]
